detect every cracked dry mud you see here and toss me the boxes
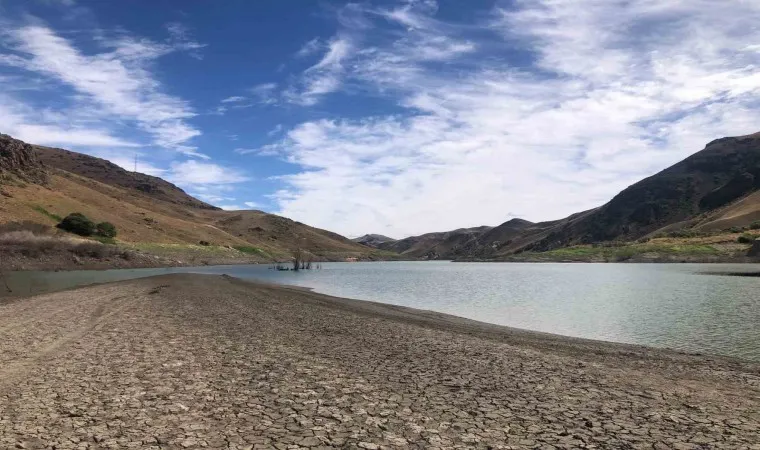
[0,274,758,449]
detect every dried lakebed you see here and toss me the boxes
[0,274,758,449]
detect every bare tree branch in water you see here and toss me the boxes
[0,269,12,293]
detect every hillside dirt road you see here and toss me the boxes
[0,274,758,449]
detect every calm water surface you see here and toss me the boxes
[4,262,760,360]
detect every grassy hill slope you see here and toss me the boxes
[0,134,388,265]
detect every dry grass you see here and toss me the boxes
[0,173,376,261]
[0,230,125,259]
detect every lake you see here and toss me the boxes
[3,262,759,360]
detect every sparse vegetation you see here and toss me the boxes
[666,229,702,238]
[750,221,760,230]
[233,245,265,255]
[199,240,211,246]
[91,236,117,245]
[510,242,722,262]
[31,205,62,222]
[0,221,51,235]
[0,230,124,259]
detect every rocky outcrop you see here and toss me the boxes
[0,134,48,185]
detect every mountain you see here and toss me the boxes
[376,132,760,262]
[352,234,397,248]
[35,145,217,210]
[378,226,493,260]
[0,134,382,262]
[460,133,760,260]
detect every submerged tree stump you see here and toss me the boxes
[749,239,760,257]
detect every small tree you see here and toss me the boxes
[57,213,96,236]
[750,221,760,230]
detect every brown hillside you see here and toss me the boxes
[0,134,379,262]
[35,145,217,210]
[459,133,760,260]
[378,226,492,259]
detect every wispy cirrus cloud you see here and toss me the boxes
[220,96,246,104]
[261,0,760,237]
[285,36,353,106]
[295,37,321,58]
[0,20,205,156]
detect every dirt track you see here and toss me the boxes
[0,274,758,449]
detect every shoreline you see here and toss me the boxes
[0,274,758,448]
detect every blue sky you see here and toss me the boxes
[2,0,760,238]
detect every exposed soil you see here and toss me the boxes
[0,274,758,449]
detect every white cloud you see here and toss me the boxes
[0,96,137,148]
[267,124,283,137]
[296,38,321,58]
[286,36,353,105]
[235,143,282,156]
[192,193,235,203]
[249,82,278,105]
[0,22,204,156]
[244,201,260,209]
[221,96,246,103]
[267,0,760,237]
[167,160,250,185]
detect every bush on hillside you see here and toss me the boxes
[57,213,96,236]
[750,221,760,230]
[96,222,117,238]
[737,234,757,244]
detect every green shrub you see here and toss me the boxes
[199,240,211,246]
[233,245,263,254]
[729,226,742,233]
[750,221,760,230]
[737,234,757,244]
[57,213,96,236]
[96,222,117,238]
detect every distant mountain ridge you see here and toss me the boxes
[352,234,397,248]
[377,226,494,260]
[370,132,760,261]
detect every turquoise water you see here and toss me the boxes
[4,262,760,360]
